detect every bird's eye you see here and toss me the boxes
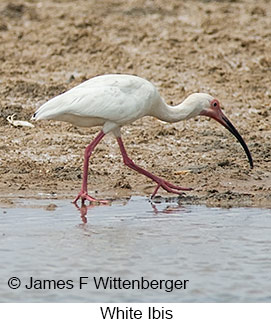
[211,100,219,108]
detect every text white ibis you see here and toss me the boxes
[32,74,253,203]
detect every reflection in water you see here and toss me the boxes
[149,199,186,215]
[74,201,95,223]
[74,197,186,223]
[73,199,114,223]
[1,197,271,302]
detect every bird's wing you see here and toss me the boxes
[35,77,156,125]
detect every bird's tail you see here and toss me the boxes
[31,101,56,121]
[31,111,37,121]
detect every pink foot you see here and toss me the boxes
[72,190,109,204]
[151,179,193,199]
[116,136,193,200]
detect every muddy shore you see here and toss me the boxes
[0,0,270,207]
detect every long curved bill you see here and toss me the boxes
[215,113,253,169]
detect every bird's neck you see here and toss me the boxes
[151,98,197,123]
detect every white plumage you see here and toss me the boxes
[34,74,161,133]
[34,74,213,133]
[33,74,253,204]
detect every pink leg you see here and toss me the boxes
[117,136,192,199]
[73,130,108,204]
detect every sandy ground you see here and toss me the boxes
[0,0,270,207]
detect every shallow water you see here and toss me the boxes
[0,196,271,303]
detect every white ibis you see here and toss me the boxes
[32,74,253,203]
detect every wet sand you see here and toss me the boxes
[0,0,270,207]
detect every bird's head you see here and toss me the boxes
[188,93,253,169]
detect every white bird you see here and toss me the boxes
[32,74,253,203]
